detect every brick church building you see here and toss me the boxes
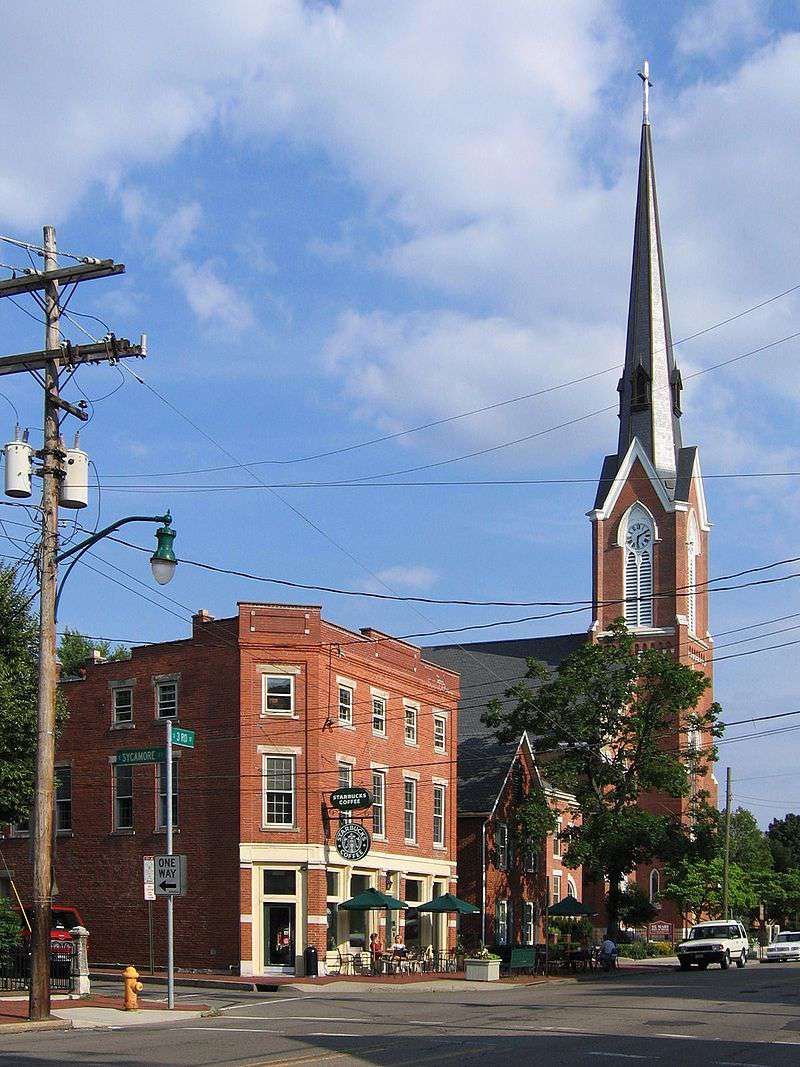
[427,73,718,942]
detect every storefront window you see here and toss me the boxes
[264,869,296,896]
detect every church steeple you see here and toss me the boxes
[617,60,682,486]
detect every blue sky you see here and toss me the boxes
[2,1,800,825]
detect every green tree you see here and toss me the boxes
[618,883,658,927]
[766,813,800,872]
[663,857,759,922]
[729,807,773,871]
[0,898,20,962]
[0,567,43,824]
[483,619,722,936]
[58,627,129,677]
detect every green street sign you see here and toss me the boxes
[172,727,195,749]
[117,747,166,766]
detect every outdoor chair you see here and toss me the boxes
[337,950,355,975]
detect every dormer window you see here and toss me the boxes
[631,364,650,409]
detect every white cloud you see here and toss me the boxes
[370,565,438,592]
[170,259,255,334]
[675,0,769,58]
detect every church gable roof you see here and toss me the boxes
[424,633,587,813]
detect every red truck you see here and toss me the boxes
[18,903,85,942]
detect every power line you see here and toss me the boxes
[95,284,800,479]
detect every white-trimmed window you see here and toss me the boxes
[372,769,386,837]
[157,760,179,830]
[263,674,294,715]
[372,695,386,736]
[156,680,178,719]
[433,713,447,753]
[523,846,538,873]
[433,783,446,848]
[567,877,577,899]
[553,827,561,858]
[649,867,660,903]
[496,899,509,945]
[524,901,535,945]
[404,777,417,841]
[338,685,353,726]
[55,766,72,832]
[552,873,562,903]
[404,704,418,745]
[496,822,508,870]
[114,764,133,831]
[263,755,295,826]
[687,514,699,636]
[113,687,133,725]
[623,503,654,627]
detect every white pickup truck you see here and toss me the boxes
[677,920,749,970]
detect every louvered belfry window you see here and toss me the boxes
[623,505,654,627]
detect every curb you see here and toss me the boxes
[0,1019,74,1036]
[91,972,261,992]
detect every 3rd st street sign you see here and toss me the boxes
[155,855,187,897]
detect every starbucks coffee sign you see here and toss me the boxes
[336,822,371,862]
[330,787,372,811]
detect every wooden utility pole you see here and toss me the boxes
[0,227,145,1020]
[721,766,732,920]
[28,226,61,1020]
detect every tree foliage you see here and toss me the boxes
[0,566,69,825]
[617,883,658,927]
[483,619,722,935]
[0,568,43,824]
[58,627,129,677]
[0,898,20,962]
[767,813,800,872]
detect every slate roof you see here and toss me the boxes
[424,633,587,814]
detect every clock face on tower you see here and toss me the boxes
[625,520,652,554]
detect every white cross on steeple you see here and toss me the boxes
[638,59,652,124]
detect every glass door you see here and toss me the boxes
[264,903,295,967]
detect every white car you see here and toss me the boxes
[677,921,749,970]
[765,931,800,963]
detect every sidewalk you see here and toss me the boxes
[0,994,209,1035]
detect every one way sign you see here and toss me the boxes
[154,854,187,897]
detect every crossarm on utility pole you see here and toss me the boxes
[0,338,145,378]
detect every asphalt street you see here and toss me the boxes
[2,961,800,1066]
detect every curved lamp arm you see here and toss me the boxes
[55,512,172,620]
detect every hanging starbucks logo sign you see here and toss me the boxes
[336,822,371,861]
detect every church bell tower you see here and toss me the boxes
[588,62,718,915]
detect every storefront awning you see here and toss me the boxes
[339,888,408,911]
[416,893,479,914]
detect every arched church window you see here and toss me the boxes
[649,868,660,903]
[623,504,654,628]
[687,514,699,636]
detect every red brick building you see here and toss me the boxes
[1,603,459,976]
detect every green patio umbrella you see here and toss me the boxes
[547,894,594,917]
[416,893,479,914]
[339,887,407,910]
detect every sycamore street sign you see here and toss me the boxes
[117,747,166,766]
[172,727,195,749]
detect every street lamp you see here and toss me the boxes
[149,514,177,585]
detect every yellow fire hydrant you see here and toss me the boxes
[122,965,143,1011]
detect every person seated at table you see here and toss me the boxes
[390,933,407,956]
[369,932,384,968]
[599,935,618,970]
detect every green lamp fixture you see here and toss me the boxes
[150,512,177,585]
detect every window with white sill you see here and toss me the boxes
[263,674,294,715]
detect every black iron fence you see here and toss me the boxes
[0,940,75,992]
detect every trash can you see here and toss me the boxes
[304,944,318,977]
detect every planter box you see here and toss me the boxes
[465,958,501,982]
